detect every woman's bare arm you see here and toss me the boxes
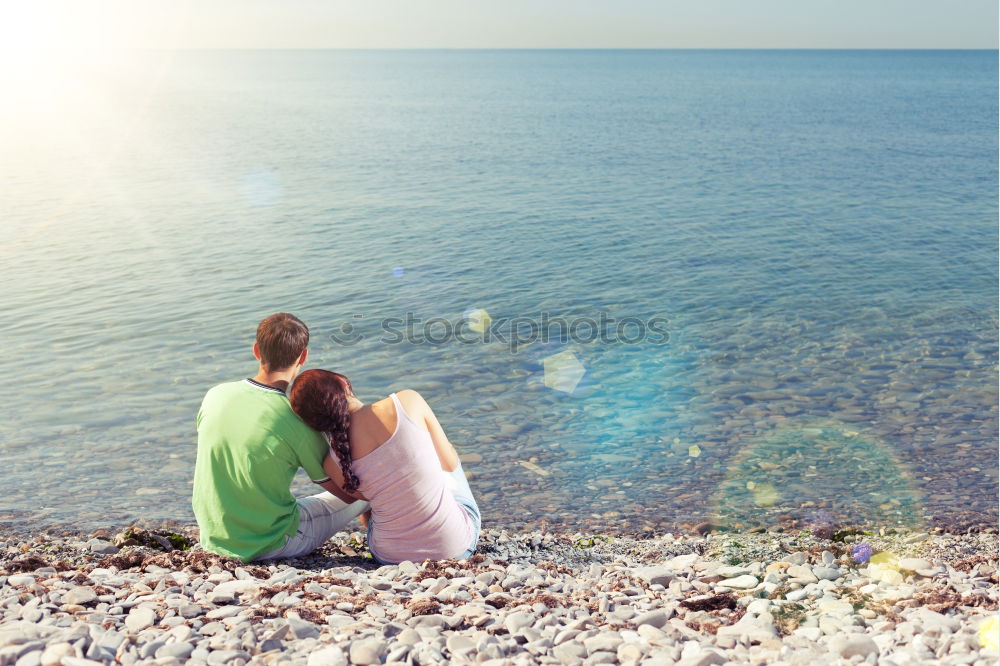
[398,389,459,472]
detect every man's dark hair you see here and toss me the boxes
[256,313,309,371]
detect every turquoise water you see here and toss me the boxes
[1,50,996,535]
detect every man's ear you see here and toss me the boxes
[253,342,262,362]
[298,348,309,367]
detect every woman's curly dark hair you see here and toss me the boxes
[289,369,360,492]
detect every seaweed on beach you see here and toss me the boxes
[405,597,441,615]
[535,560,573,575]
[1,554,71,574]
[685,617,722,635]
[768,604,806,636]
[485,595,512,609]
[904,589,998,612]
[98,548,269,578]
[294,606,327,624]
[951,555,994,572]
[281,576,354,594]
[114,527,194,551]
[610,576,644,593]
[246,605,283,622]
[517,593,562,609]
[347,592,379,612]
[413,560,456,581]
[99,550,147,570]
[680,592,738,612]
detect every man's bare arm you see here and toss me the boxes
[314,478,359,504]
[315,451,368,503]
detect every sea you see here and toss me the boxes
[1,49,997,537]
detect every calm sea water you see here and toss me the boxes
[1,50,996,536]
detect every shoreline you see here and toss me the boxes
[1,527,997,665]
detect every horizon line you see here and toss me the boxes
[91,46,1000,52]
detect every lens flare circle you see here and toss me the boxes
[710,421,925,532]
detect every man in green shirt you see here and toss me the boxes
[193,313,367,562]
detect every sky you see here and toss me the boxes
[1,0,998,52]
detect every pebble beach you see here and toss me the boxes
[1,525,997,666]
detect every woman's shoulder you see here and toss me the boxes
[394,388,424,402]
[396,389,427,412]
[393,389,427,415]
[362,390,424,428]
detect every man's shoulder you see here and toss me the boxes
[204,379,249,396]
[199,380,275,417]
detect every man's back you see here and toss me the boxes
[193,379,329,562]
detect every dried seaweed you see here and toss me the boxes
[904,590,998,612]
[517,593,561,608]
[98,549,269,578]
[680,592,737,612]
[485,595,512,609]
[405,597,441,616]
[685,618,721,634]
[1,555,65,574]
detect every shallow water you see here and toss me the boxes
[1,50,996,536]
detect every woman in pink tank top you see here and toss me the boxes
[288,369,481,564]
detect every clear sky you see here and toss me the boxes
[2,0,998,52]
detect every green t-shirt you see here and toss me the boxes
[192,379,329,562]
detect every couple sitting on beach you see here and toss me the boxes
[192,313,481,564]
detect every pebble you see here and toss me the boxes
[813,566,842,581]
[504,611,534,633]
[39,642,75,666]
[719,574,758,589]
[395,628,421,644]
[715,565,751,577]
[899,557,933,571]
[584,631,623,654]
[62,587,97,606]
[787,564,818,581]
[617,642,644,662]
[155,643,194,660]
[307,645,347,666]
[554,641,587,664]
[124,606,156,633]
[7,577,35,590]
[633,609,670,628]
[446,634,475,654]
[86,539,119,555]
[286,616,321,640]
[349,639,384,665]
[632,566,673,586]
[209,579,259,602]
[829,634,879,658]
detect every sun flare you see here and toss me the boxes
[0,1,129,89]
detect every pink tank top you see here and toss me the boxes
[352,393,472,563]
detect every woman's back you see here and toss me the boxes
[351,393,472,563]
